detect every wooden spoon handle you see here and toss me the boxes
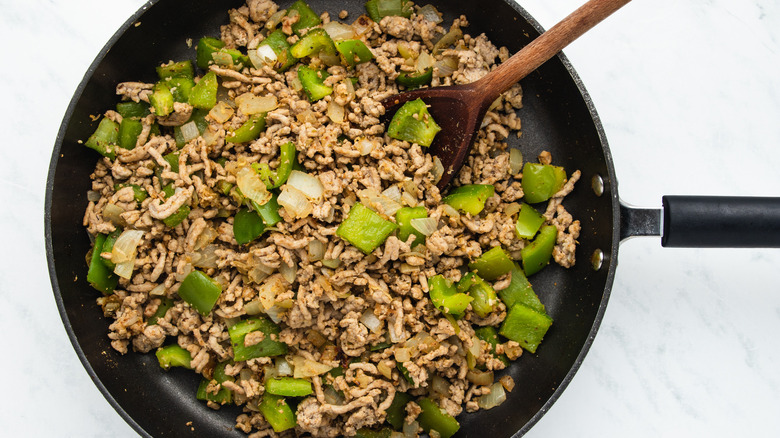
[477,0,631,101]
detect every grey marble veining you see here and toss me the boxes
[2,0,780,437]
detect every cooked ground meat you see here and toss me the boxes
[84,2,581,437]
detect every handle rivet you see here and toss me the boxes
[591,249,604,271]
[591,174,604,197]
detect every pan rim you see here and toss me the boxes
[44,1,622,437]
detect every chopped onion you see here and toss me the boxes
[87,190,101,202]
[265,9,287,29]
[418,4,443,23]
[175,262,193,282]
[477,382,507,410]
[257,274,286,310]
[194,226,218,251]
[321,258,341,269]
[291,355,333,378]
[201,128,220,146]
[276,357,293,376]
[509,148,523,174]
[466,368,494,386]
[355,137,376,156]
[401,191,417,207]
[431,156,444,184]
[279,261,297,284]
[320,53,341,67]
[499,375,516,392]
[403,420,420,438]
[247,266,270,284]
[209,101,235,124]
[288,74,303,92]
[102,203,125,226]
[433,27,463,55]
[503,202,521,218]
[244,299,263,315]
[377,360,393,379]
[431,374,451,397]
[111,229,145,264]
[371,194,402,216]
[323,21,356,41]
[249,44,278,69]
[287,170,324,200]
[360,310,383,333]
[278,186,312,218]
[351,14,373,36]
[235,93,278,115]
[416,51,434,73]
[236,166,272,206]
[306,329,328,348]
[265,304,285,323]
[150,284,166,296]
[180,121,199,142]
[466,334,482,369]
[308,239,325,262]
[382,185,402,203]
[442,204,460,219]
[410,217,437,236]
[326,100,345,123]
[323,385,346,405]
[397,41,415,59]
[193,244,219,268]
[342,77,356,97]
[394,347,411,363]
[434,55,459,77]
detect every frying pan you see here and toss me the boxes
[43,0,780,437]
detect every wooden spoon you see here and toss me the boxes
[382,0,632,190]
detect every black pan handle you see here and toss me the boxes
[661,195,780,248]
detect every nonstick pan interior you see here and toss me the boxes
[46,0,620,436]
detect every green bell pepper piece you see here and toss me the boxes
[155,344,192,370]
[396,361,415,385]
[417,397,460,438]
[468,246,514,281]
[188,71,218,109]
[515,202,545,239]
[428,275,472,316]
[497,263,546,314]
[474,326,509,367]
[521,224,557,276]
[156,60,193,80]
[116,101,150,119]
[87,233,119,294]
[335,39,374,67]
[98,228,122,270]
[290,28,337,59]
[162,205,190,228]
[385,391,412,430]
[114,183,148,205]
[297,65,333,101]
[365,0,413,22]
[147,296,173,326]
[196,37,226,69]
[287,0,322,36]
[259,393,297,432]
[211,47,251,70]
[258,30,296,72]
[499,303,553,353]
[253,141,296,189]
[196,361,233,405]
[118,117,143,150]
[521,162,566,204]
[336,202,398,254]
[178,270,222,315]
[228,317,288,361]
[233,208,266,245]
[387,98,441,147]
[458,273,498,318]
[158,182,190,227]
[84,117,119,159]
[442,184,495,216]
[395,67,433,88]
[395,206,427,247]
[251,193,282,227]
[164,76,196,103]
[226,113,267,143]
[149,82,174,117]
[265,377,313,397]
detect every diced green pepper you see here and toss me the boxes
[428,275,472,316]
[87,233,118,294]
[233,208,266,245]
[335,39,375,67]
[155,344,192,370]
[84,117,119,159]
[188,71,218,109]
[497,263,545,314]
[468,246,514,281]
[252,193,282,227]
[97,228,121,270]
[521,162,566,204]
[287,0,322,35]
[156,60,194,80]
[355,428,392,438]
[369,341,392,352]
[396,361,415,385]
[417,398,460,438]
[149,82,174,116]
[178,270,222,315]
[259,393,297,432]
[385,391,412,430]
[162,204,190,228]
[196,361,233,405]
[114,183,148,204]
[365,0,413,22]
[500,303,553,353]
[336,202,398,254]
[196,37,227,69]
[458,273,498,318]
[212,47,251,70]
[521,224,557,276]
[387,98,441,147]
[258,30,296,72]
[228,317,288,361]
[226,113,267,143]
[395,67,433,88]
[474,326,509,367]
[164,76,196,103]
[118,117,143,150]
[290,28,337,59]
[265,377,313,397]
[395,206,427,247]
[147,296,173,326]
[297,65,333,101]
[254,142,296,189]
[442,184,495,216]
[116,101,150,119]
[515,202,545,239]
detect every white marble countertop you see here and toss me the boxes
[2,0,780,436]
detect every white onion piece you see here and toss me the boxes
[236,166,272,206]
[468,334,482,361]
[418,4,443,23]
[410,217,437,236]
[287,170,324,200]
[278,186,313,218]
[308,239,325,261]
[382,185,402,203]
[326,100,345,123]
[150,284,166,296]
[180,121,199,142]
[431,156,444,184]
[322,385,346,405]
[279,261,297,284]
[291,355,333,378]
[466,368,494,386]
[401,191,417,207]
[289,74,303,92]
[355,137,376,156]
[321,258,341,269]
[111,229,145,264]
[360,310,383,333]
[276,357,293,376]
[503,202,521,218]
[477,382,507,410]
[431,374,451,397]
[371,195,402,216]
[322,21,356,41]
[265,9,287,29]
[265,304,284,323]
[175,262,193,282]
[403,421,420,438]
[87,190,101,202]
[201,128,220,146]
[235,93,278,115]
[434,55,458,77]
[499,375,516,392]
[249,44,278,69]
[377,361,393,379]
[209,101,235,124]
[102,203,125,226]
[509,148,523,174]
[416,51,434,73]
[244,299,263,315]
[394,347,411,362]
[342,77,356,96]
[113,260,135,279]
[442,204,460,219]
[257,274,286,310]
